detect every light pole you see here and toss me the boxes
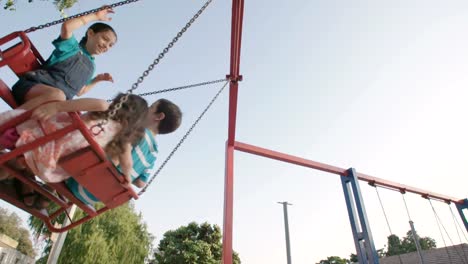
[278,201,293,264]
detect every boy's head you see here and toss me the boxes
[147,99,182,134]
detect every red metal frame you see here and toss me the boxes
[0,31,45,76]
[222,0,244,263]
[0,110,138,232]
[0,31,138,232]
[222,1,465,263]
[0,31,32,68]
[234,141,463,204]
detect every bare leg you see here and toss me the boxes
[20,183,37,207]
[0,168,10,181]
[18,84,66,111]
[36,185,53,209]
[0,151,11,181]
[6,157,37,206]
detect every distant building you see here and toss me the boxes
[0,234,34,264]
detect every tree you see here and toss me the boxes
[386,234,403,256]
[349,253,358,263]
[386,230,436,256]
[2,0,78,11]
[316,256,349,264]
[153,222,241,264]
[0,207,36,257]
[400,230,436,253]
[30,202,153,264]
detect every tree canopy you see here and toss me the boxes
[153,221,241,264]
[0,207,36,257]
[386,230,436,256]
[316,256,348,264]
[30,202,153,264]
[319,230,437,263]
[2,0,77,11]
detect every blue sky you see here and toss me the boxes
[2,0,468,263]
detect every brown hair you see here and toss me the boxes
[79,22,117,46]
[89,93,148,160]
[154,99,182,134]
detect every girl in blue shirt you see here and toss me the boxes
[12,7,118,111]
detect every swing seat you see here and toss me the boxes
[0,32,138,232]
[0,95,139,232]
[0,31,45,76]
[59,146,138,209]
[0,79,17,108]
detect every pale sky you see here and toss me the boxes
[1,1,468,263]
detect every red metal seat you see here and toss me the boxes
[0,79,17,108]
[0,31,45,75]
[0,32,138,232]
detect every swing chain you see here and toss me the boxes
[138,80,229,195]
[96,92,131,130]
[25,0,141,33]
[101,0,213,127]
[105,78,228,102]
[136,78,228,97]
[128,0,213,94]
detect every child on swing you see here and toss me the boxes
[13,6,117,110]
[0,6,118,148]
[0,93,148,207]
[66,98,183,205]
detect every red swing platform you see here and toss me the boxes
[0,31,138,232]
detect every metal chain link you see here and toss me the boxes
[22,0,223,196]
[136,78,227,97]
[106,78,227,102]
[127,0,213,94]
[138,80,229,195]
[25,0,141,33]
[98,0,213,129]
[105,78,227,102]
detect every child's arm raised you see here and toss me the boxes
[61,7,114,40]
[31,98,109,121]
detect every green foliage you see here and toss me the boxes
[345,230,436,263]
[153,222,241,264]
[2,0,15,10]
[386,234,403,256]
[53,0,77,11]
[29,202,153,264]
[386,230,436,256]
[0,207,36,257]
[316,256,349,264]
[2,0,78,11]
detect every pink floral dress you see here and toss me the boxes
[0,109,121,183]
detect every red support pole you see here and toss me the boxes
[234,141,464,204]
[223,143,235,264]
[226,0,244,146]
[227,82,239,146]
[223,0,245,263]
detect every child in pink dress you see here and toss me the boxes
[0,93,148,206]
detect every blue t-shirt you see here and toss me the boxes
[66,129,158,205]
[46,35,95,83]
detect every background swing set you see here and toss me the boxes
[0,1,467,264]
[221,1,468,264]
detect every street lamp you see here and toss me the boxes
[278,201,293,264]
